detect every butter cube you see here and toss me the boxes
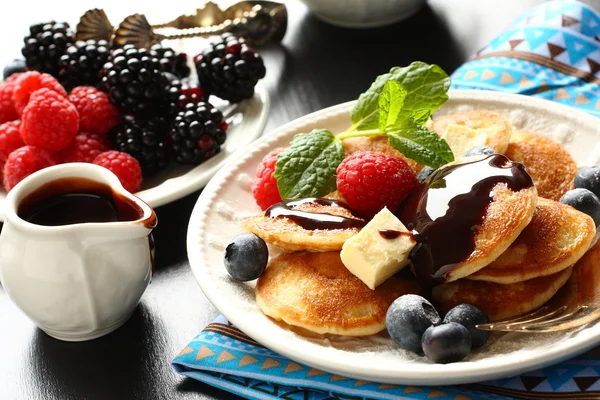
[340,207,415,290]
[442,124,487,158]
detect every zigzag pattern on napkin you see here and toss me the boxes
[451,0,600,117]
[172,316,600,400]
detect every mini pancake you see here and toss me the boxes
[256,251,419,336]
[505,130,578,201]
[436,182,537,282]
[242,199,366,252]
[430,110,513,154]
[467,198,596,284]
[432,267,572,321]
[406,156,538,283]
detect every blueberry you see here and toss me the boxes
[422,322,472,364]
[386,294,441,353]
[224,233,268,281]
[443,304,490,348]
[575,166,600,199]
[464,145,495,157]
[3,59,27,80]
[559,188,600,226]
[417,166,435,183]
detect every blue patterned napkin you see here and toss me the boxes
[173,1,600,398]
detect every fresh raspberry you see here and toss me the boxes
[21,88,79,152]
[5,73,23,85]
[3,146,56,191]
[0,83,18,124]
[252,147,285,210]
[12,71,67,115]
[0,120,24,164]
[336,151,418,217]
[93,151,142,193]
[57,132,110,163]
[68,86,120,136]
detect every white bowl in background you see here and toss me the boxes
[300,0,427,28]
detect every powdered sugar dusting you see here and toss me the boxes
[237,173,254,192]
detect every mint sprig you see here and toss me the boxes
[275,62,455,201]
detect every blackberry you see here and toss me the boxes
[169,102,227,164]
[178,82,206,108]
[58,39,110,89]
[150,44,191,79]
[164,77,182,117]
[108,115,170,176]
[100,44,169,115]
[22,21,74,77]
[194,33,266,103]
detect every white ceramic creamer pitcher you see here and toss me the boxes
[0,163,156,341]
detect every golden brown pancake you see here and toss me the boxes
[242,200,365,252]
[430,110,512,154]
[256,251,419,336]
[505,130,578,201]
[432,267,572,321]
[467,198,596,284]
[342,135,423,174]
[430,163,538,282]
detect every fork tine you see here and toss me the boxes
[483,307,550,326]
[476,306,600,333]
[476,306,567,331]
[519,305,588,327]
[498,306,587,332]
[520,307,600,333]
[503,306,568,327]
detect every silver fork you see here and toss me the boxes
[476,241,600,333]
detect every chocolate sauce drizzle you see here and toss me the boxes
[402,154,533,286]
[265,198,366,230]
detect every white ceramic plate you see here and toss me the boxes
[0,84,269,220]
[187,90,600,385]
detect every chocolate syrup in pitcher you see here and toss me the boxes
[18,177,144,226]
[265,198,366,230]
[402,154,533,287]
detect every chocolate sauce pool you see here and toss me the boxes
[265,198,365,230]
[403,154,533,286]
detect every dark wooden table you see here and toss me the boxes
[1,0,592,398]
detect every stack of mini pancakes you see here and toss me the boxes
[429,111,595,321]
[243,110,597,337]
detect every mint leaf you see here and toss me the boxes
[389,62,450,121]
[350,62,450,130]
[275,129,345,200]
[387,119,454,169]
[411,109,431,125]
[378,80,406,131]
